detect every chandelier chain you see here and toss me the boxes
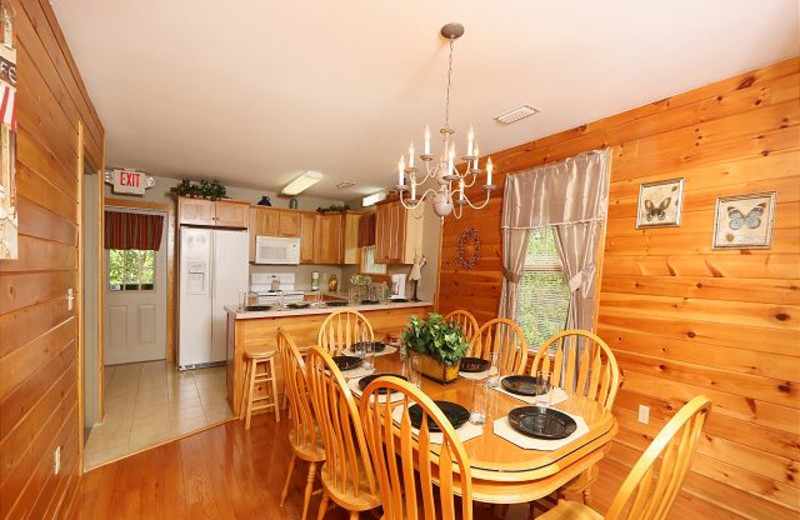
[444,36,455,129]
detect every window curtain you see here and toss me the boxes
[104,211,164,251]
[499,149,611,333]
[358,213,376,247]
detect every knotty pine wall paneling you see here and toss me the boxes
[0,0,104,518]
[437,56,800,519]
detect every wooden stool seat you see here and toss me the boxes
[240,350,280,429]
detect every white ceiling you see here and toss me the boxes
[53,1,798,198]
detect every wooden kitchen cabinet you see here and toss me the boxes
[312,213,343,264]
[249,207,305,261]
[342,212,361,265]
[375,199,424,264]
[299,212,316,263]
[178,197,249,229]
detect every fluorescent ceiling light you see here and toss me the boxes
[362,191,386,208]
[281,170,323,195]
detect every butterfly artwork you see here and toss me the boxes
[714,192,776,249]
[636,178,684,229]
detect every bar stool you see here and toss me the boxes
[240,350,280,429]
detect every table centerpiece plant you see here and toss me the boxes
[402,313,469,384]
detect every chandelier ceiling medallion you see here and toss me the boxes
[395,22,496,221]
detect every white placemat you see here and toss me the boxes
[493,410,589,451]
[348,377,405,404]
[391,401,483,445]
[459,366,498,381]
[491,377,569,406]
[339,365,375,380]
[341,345,398,358]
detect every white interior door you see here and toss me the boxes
[104,211,167,365]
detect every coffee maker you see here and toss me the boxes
[389,273,407,300]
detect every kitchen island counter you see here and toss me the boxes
[225,301,433,415]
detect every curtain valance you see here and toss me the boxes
[502,150,611,230]
[104,211,164,251]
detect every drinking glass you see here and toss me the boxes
[469,380,488,425]
[535,370,552,408]
[238,291,248,310]
[486,350,501,388]
[405,355,422,389]
[363,341,376,371]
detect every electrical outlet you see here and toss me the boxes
[638,405,650,424]
[53,446,61,475]
[67,288,74,311]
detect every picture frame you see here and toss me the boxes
[712,191,776,250]
[635,178,684,229]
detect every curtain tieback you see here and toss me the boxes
[568,264,597,293]
[503,268,521,284]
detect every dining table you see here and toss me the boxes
[345,350,618,504]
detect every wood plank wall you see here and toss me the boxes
[437,56,800,519]
[0,0,103,518]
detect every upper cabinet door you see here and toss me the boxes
[214,201,249,228]
[374,204,389,263]
[251,207,280,236]
[278,210,302,237]
[373,200,423,264]
[313,213,343,264]
[299,212,316,263]
[178,198,216,226]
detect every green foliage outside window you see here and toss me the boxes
[516,228,570,348]
[108,250,155,291]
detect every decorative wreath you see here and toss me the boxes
[456,227,481,270]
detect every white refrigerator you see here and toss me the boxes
[178,227,248,369]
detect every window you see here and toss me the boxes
[515,227,570,349]
[108,249,156,291]
[360,245,387,275]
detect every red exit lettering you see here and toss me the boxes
[120,171,140,187]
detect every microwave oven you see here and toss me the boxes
[254,236,301,265]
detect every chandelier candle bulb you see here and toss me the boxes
[411,174,416,201]
[486,157,493,186]
[459,179,465,201]
[424,126,431,155]
[408,143,415,168]
[472,146,479,171]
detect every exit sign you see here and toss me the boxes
[107,169,154,195]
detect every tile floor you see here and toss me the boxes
[83,360,234,469]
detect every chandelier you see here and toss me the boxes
[395,22,496,221]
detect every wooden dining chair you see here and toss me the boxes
[531,330,620,505]
[277,329,326,520]
[306,346,381,520]
[538,395,712,520]
[444,309,480,342]
[468,318,528,375]
[359,376,474,520]
[318,310,375,355]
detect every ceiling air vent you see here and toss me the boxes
[494,104,540,125]
[336,181,356,189]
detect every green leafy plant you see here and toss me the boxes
[402,313,469,366]
[170,179,229,200]
[316,203,350,213]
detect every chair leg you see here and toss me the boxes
[301,462,317,520]
[349,511,359,520]
[270,358,281,423]
[317,491,330,520]
[582,487,592,506]
[244,358,258,430]
[280,453,296,506]
[239,359,250,420]
[528,501,537,519]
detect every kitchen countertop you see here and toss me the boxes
[225,300,433,320]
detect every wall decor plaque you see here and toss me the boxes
[635,178,684,229]
[713,191,776,250]
[456,227,481,270]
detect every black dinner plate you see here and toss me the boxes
[287,302,310,309]
[501,375,549,396]
[332,356,363,371]
[508,406,577,440]
[409,401,470,433]
[358,374,407,395]
[388,298,409,303]
[360,299,380,305]
[459,357,491,373]
[244,305,272,312]
[325,300,349,307]
[352,340,386,353]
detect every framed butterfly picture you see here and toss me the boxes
[713,192,776,249]
[636,178,684,229]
